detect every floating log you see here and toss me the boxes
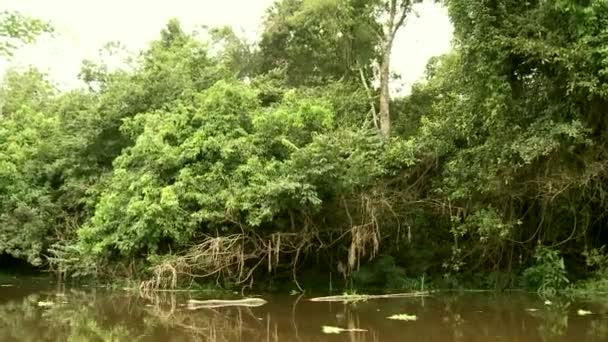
[186,297,267,309]
[322,325,367,334]
[309,291,430,302]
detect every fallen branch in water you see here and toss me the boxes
[309,291,430,302]
[186,297,267,310]
[322,325,367,334]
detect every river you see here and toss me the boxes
[0,279,606,341]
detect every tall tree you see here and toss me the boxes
[257,0,379,87]
[373,0,420,138]
[257,0,422,137]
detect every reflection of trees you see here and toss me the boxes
[0,289,274,342]
[528,300,570,341]
[0,294,59,342]
[144,293,266,341]
[0,289,381,342]
[588,320,608,342]
[0,290,144,341]
[440,296,465,342]
[580,296,608,342]
[143,291,381,342]
[0,290,606,341]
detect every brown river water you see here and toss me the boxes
[0,280,607,341]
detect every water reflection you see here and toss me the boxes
[528,299,570,341]
[0,285,606,342]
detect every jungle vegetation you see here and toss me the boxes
[2,0,608,294]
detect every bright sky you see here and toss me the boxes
[0,0,453,95]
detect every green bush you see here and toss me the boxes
[523,247,569,295]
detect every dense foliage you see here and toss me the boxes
[0,10,52,57]
[2,0,608,292]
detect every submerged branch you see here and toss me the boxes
[186,298,267,310]
[309,291,430,302]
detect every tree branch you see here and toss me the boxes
[392,0,412,39]
[357,61,379,130]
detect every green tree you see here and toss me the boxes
[258,0,422,137]
[0,11,52,57]
[0,67,55,116]
[257,0,379,87]
[373,0,422,138]
[396,0,608,278]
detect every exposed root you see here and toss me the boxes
[139,189,401,290]
[142,231,318,291]
[142,234,254,291]
[346,194,382,274]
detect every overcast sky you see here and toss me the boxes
[0,0,453,95]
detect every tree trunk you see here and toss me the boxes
[379,42,392,139]
[375,0,415,138]
[357,62,378,129]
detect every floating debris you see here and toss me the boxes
[321,326,367,334]
[322,326,343,334]
[387,313,418,321]
[544,300,552,305]
[577,309,592,316]
[0,284,13,287]
[37,301,54,307]
[186,298,267,310]
[525,308,539,312]
[310,292,429,303]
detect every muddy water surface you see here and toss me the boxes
[0,280,606,341]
